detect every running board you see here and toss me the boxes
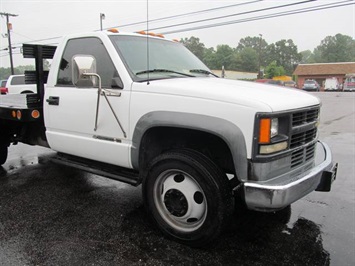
[51,153,140,186]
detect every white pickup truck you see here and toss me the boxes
[0,30,337,247]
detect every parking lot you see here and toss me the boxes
[0,92,354,266]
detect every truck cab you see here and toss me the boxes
[0,30,337,247]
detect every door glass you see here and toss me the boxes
[57,37,118,88]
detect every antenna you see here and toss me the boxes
[146,0,150,85]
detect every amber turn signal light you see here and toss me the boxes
[259,118,271,144]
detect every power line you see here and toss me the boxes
[0,52,21,58]
[2,1,260,49]
[109,0,263,29]
[148,0,318,32]
[0,0,352,53]
[12,31,36,41]
[160,1,354,35]
[2,36,62,50]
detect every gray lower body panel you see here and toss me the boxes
[243,141,336,211]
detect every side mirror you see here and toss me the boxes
[72,55,97,87]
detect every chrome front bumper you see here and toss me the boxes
[243,141,337,211]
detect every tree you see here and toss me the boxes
[237,36,268,52]
[300,50,313,64]
[202,47,218,69]
[264,61,285,78]
[0,65,35,80]
[266,39,301,75]
[313,33,355,63]
[230,47,258,72]
[237,36,268,67]
[214,44,234,70]
[180,36,206,61]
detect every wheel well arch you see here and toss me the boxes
[131,111,248,181]
[138,126,235,174]
[21,90,35,94]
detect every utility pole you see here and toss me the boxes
[258,33,262,79]
[0,12,18,75]
[100,13,105,31]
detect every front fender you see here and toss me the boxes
[131,111,248,181]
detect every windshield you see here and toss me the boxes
[305,80,315,84]
[110,35,211,82]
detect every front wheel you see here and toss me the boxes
[143,149,234,247]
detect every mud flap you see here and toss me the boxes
[316,163,338,192]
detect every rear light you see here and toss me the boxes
[17,110,22,120]
[31,110,40,119]
[0,87,8,94]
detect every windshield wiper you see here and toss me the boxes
[136,69,194,77]
[189,69,219,77]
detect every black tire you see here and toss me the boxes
[142,149,234,247]
[0,145,8,165]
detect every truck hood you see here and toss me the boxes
[132,77,320,112]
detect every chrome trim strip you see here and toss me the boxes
[243,140,333,211]
[93,135,122,143]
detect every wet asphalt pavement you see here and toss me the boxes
[0,92,354,266]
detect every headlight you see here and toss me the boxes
[259,118,279,143]
[270,118,278,138]
[257,116,289,155]
[260,141,288,154]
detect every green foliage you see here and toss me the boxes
[0,65,35,80]
[314,34,355,62]
[300,34,355,64]
[180,33,354,76]
[230,47,258,72]
[202,47,218,69]
[265,39,301,75]
[237,36,267,51]
[300,50,313,63]
[264,61,285,78]
[214,45,235,69]
[237,36,268,67]
[180,36,206,61]
[181,35,302,75]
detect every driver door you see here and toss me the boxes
[44,37,131,168]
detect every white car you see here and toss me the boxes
[5,74,37,94]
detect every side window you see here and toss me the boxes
[57,37,118,88]
[11,76,25,85]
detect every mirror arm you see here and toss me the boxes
[82,73,101,131]
[82,73,127,138]
[101,92,127,138]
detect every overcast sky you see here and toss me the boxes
[0,0,354,68]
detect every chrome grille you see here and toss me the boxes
[292,109,319,127]
[290,128,317,148]
[289,106,319,168]
[291,143,316,168]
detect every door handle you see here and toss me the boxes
[46,96,60,105]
